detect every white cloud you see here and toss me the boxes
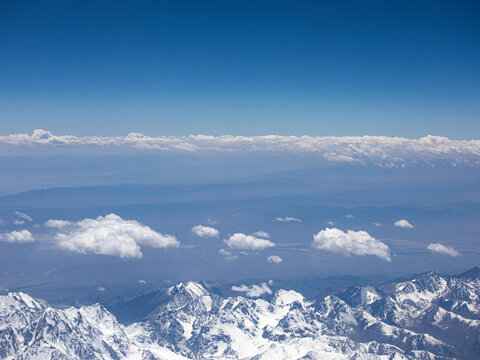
[253,231,270,238]
[138,280,147,285]
[191,225,219,238]
[14,211,32,222]
[219,248,238,261]
[345,214,354,218]
[267,255,283,264]
[427,243,459,257]
[224,233,275,250]
[206,218,218,225]
[97,286,106,292]
[45,219,72,228]
[0,230,34,244]
[231,282,273,297]
[394,219,414,228]
[2,130,480,166]
[274,217,302,223]
[47,213,179,258]
[373,222,381,227]
[327,221,335,226]
[312,227,391,261]
[13,220,25,225]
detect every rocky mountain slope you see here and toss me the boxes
[1,268,479,359]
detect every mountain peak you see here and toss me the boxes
[2,269,480,359]
[175,281,209,297]
[3,291,44,310]
[337,285,382,306]
[459,266,480,279]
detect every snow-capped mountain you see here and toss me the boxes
[1,268,479,359]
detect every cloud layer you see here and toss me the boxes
[312,227,391,261]
[274,217,302,223]
[46,214,179,258]
[191,225,219,238]
[427,243,459,257]
[224,233,275,250]
[0,230,34,244]
[2,130,480,165]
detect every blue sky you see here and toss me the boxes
[1,0,479,137]
[1,1,480,306]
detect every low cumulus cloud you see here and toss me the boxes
[2,130,480,166]
[312,227,391,261]
[46,213,179,258]
[231,282,273,297]
[267,255,283,264]
[45,219,72,229]
[427,243,459,257]
[224,233,275,250]
[394,219,414,228]
[0,230,34,244]
[14,211,32,222]
[253,231,269,238]
[191,225,219,238]
[274,217,302,223]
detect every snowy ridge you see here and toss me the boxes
[1,268,479,359]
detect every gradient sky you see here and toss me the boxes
[1,0,479,137]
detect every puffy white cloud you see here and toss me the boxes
[224,233,275,250]
[231,282,273,297]
[14,211,32,222]
[253,231,269,238]
[427,243,459,257]
[274,217,302,223]
[0,230,34,244]
[13,220,24,225]
[191,225,219,238]
[45,219,72,228]
[267,255,283,264]
[138,280,147,285]
[327,221,335,226]
[312,227,391,261]
[47,213,179,258]
[2,130,480,166]
[394,219,414,228]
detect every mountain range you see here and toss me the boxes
[1,268,479,359]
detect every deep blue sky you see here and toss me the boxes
[0,0,479,137]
